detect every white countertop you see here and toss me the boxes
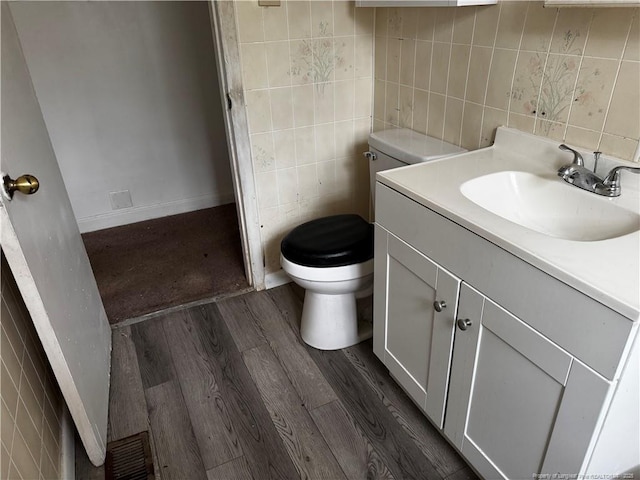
[377,127,640,321]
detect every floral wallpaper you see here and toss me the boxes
[235,1,374,276]
[290,30,345,88]
[512,32,591,133]
[374,1,640,162]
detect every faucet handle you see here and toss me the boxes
[559,144,584,167]
[601,165,640,197]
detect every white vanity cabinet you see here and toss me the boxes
[445,284,611,479]
[374,181,638,479]
[373,227,460,427]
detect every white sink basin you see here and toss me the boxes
[377,127,640,320]
[460,171,640,241]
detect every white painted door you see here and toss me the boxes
[1,5,111,466]
[373,227,460,427]
[445,284,612,479]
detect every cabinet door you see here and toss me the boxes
[445,284,613,479]
[373,228,460,427]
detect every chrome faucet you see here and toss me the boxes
[600,165,640,197]
[557,144,640,197]
[559,143,584,167]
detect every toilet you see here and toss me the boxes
[281,129,467,350]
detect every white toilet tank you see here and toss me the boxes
[366,129,467,218]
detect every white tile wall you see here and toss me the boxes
[236,0,374,273]
[374,1,640,162]
[238,0,639,276]
[1,253,64,479]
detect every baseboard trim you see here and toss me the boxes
[265,269,291,290]
[77,193,236,233]
[60,405,75,479]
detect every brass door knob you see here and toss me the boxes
[2,174,39,199]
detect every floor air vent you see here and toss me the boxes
[105,431,155,480]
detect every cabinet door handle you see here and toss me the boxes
[457,318,472,331]
[433,300,447,312]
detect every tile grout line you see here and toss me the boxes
[561,10,596,142]
[532,7,559,136]
[596,11,636,153]
[457,6,478,148]
[479,2,503,147]
[505,2,532,135]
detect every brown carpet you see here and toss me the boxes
[82,204,248,324]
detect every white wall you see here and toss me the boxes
[10,1,234,232]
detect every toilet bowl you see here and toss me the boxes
[280,213,374,350]
[281,255,374,350]
[281,129,466,350]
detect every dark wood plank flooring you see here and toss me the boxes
[77,285,477,480]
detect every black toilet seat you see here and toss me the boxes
[281,214,374,268]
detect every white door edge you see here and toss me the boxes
[0,205,107,463]
[208,0,264,290]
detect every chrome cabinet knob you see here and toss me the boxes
[457,318,472,331]
[433,300,447,312]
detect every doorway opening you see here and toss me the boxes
[10,1,257,323]
[82,204,249,324]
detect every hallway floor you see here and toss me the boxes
[82,204,249,324]
[76,285,477,480]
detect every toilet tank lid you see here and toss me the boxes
[369,128,467,165]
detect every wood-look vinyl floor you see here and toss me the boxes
[77,285,477,480]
